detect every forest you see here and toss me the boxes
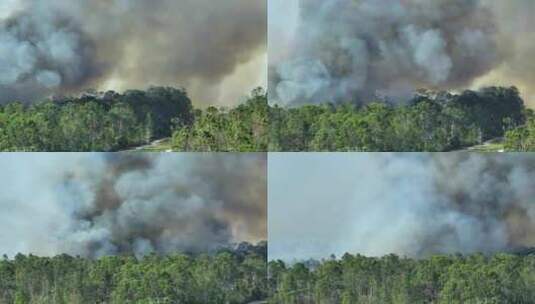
[503,110,535,151]
[4,85,535,152]
[269,86,530,152]
[0,87,268,152]
[0,242,267,304]
[171,88,268,152]
[268,251,535,304]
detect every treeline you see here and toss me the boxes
[268,252,535,304]
[0,242,267,304]
[3,85,533,152]
[504,109,535,151]
[171,88,268,152]
[0,87,268,152]
[269,86,525,151]
[0,87,193,151]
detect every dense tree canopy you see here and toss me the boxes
[2,86,533,151]
[0,87,193,151]
[0,242,267,304]
[171,88,268,152]
[269,86,526,151]
[0,87,268,152]
[504,109,535,151]
[268,251,535,304]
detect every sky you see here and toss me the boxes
[269,153,535,262]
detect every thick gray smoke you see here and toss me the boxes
[269,0,511,106]
[0,0,267,105]
[0,153,266,258]
[475,0,535,105]
[269,153,535,261]
[0,4,102,103]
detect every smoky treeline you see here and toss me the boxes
[0,242,267,304]
[0,87,268,151]
[0,0,269,152]
[268,252,535,304]
[0,153,267,259]
[269,86,528,151]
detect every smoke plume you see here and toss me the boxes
[269,0,535,106]
[269,153,535,261]
[0,153,266,258]
[0,0,267,105]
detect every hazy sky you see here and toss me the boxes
[269,153,535,262]
[268,153,371,261]
[268,0,298,64]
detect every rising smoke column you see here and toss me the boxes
[0,2,103,103]
[0,153,266,258]
[269,153,535,261]
[0,0,267,105]
[269,0,503,106]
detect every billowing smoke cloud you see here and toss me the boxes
[269,0,535,106]
[475,0,535,105]
[269,153,535,261]
[0,153,266,258]
[0,3,103,103]
[0,0,267,105]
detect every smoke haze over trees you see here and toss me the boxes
[269,153,535,261]
[0,153,267,259]
[269,0,535,107]
[0,0,267,106]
